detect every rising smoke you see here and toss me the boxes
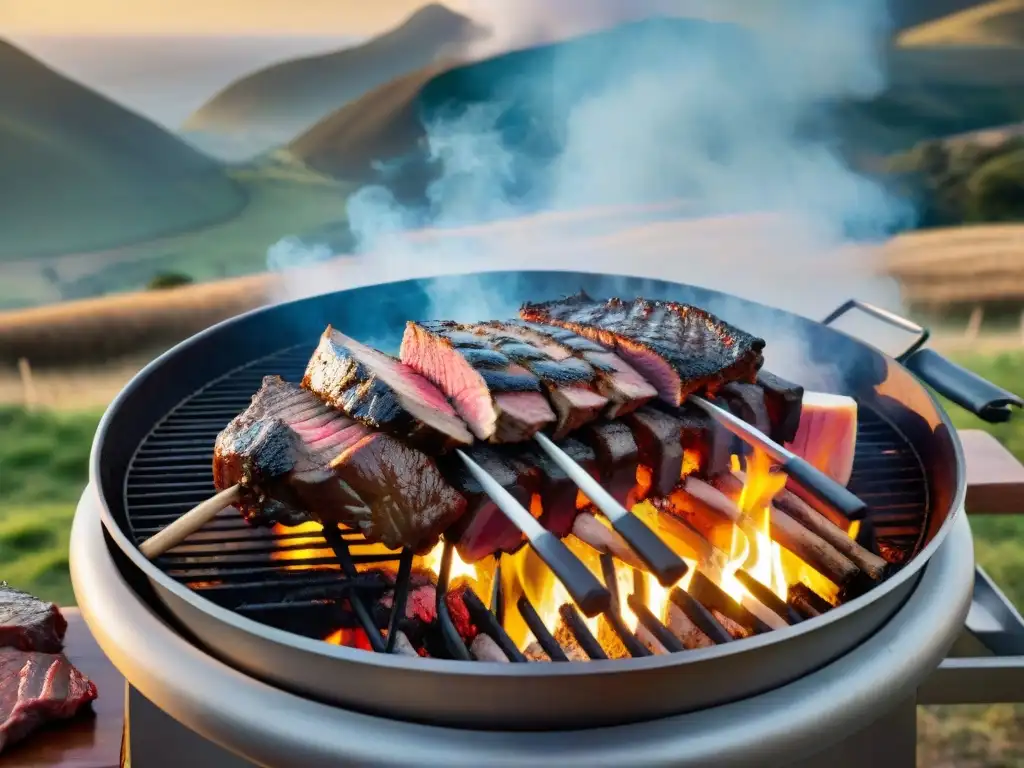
[268,0,916,369]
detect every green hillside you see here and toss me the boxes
[183,4,484,157]
[0,40,247,261]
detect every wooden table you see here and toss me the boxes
[0,430,1021,767]
[3,609,125,768]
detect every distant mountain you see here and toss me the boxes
[897,0,1024,46]
[183,4,485,158]
[286,10,1024,200]
[289,17,756,192]
[0,40,246,260]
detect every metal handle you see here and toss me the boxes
[820,299,930,362]
[822,299,1021,424]
[903,348,1023,424]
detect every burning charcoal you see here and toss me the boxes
[0,648,97,753]
[552,621,591,662]
[470,633,510,662]
[712,610,751,640]
[443,446,531,563]
[665,603,714,650]
[400,321,556,442]
[521,292,765,406]
[0,585,67,654]
[757,371,804,444]
[524,642,553,662]
[303,326,473,452]
[788,582,833,619]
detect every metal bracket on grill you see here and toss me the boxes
[918,565,1024,705]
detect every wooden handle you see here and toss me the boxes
[138,485,242,559]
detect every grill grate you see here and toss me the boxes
[124,344,929,661]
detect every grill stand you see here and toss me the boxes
[73,493,980,768]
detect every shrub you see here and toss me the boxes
[965,148,1024,223]
[147,271,194,290]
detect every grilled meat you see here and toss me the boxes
[0,648,97,753]
[508,438,599,538]
[0,585,67,654]
[581,420,640,508]
[304,326,473,452]
[721,382,772,437]
[213,376,465,552]
[441,446,531,563]
[757,371,804,444]
[520,292,765,406]
[624,407,685,498]
[474,322,610,439]
[400,321,556,443]
[502,320,657,418]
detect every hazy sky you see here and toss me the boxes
[2,0,443,35]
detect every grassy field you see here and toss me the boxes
[0,350,1022,766]
[0,169,351,310]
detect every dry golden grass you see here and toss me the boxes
[883,224,1024,305]
[0,273,274,368]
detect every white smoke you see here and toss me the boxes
[268,0,917,369]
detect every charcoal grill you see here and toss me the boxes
[70,271,1023,763]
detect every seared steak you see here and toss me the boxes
[0,648,97,753]
[502,320,657,418]
[214,377,466,552]
[520,292,765,406]
[401,321,556,443]
[757,371,804,444]
[0,585,67,654]
[304,326,473,452]
[473,322,609,439]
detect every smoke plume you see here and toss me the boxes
[269,0,917,369]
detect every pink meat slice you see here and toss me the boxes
[0,648,97,753]
[400,321,555,443]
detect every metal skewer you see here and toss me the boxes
[457,449,611,617]
[533,433,689,586]
[689,396,868,521]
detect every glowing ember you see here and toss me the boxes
[847,520,861,540]
[270,521,338,571]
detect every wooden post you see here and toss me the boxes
[17,357,37,411]
[965,306,984,341]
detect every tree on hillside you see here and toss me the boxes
[147,272,193,290]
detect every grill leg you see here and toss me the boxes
[125,684,259,768]
[786,695,917,768]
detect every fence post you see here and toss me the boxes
[18,357,37,411]
[965,306,984,341]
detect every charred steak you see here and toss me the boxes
[0,648,97,753]
[303,326,473,452]
[214,376,466,552]
[400,320,557,443]
[520,292,765,406]
[0,585,67,654]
